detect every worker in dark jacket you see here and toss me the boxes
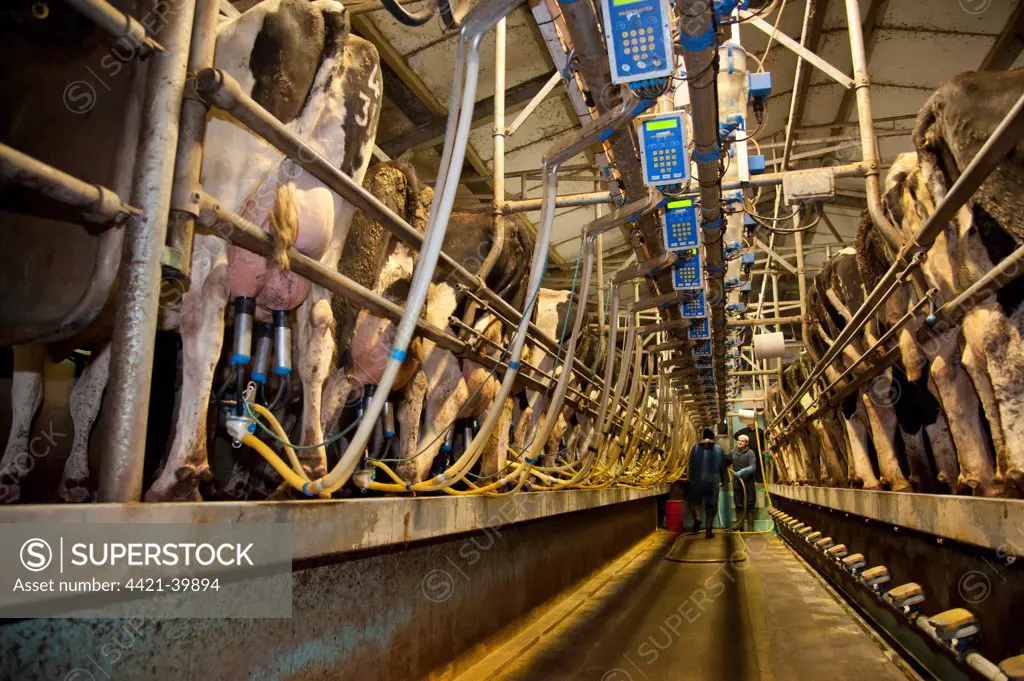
[686,428,726,538]
[728,434,757,531]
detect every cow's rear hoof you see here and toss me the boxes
[58,482,91,503]
[144,465,210,502]
[0,482,21,504]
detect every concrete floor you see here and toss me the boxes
[456,531,913,681]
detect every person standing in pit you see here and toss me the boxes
[685,428,726,538]
[728,434,757,532]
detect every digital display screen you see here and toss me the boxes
[613,0,643,5]
[667,199,693,209]
[645,119,679,131]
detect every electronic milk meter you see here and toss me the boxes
[693,339,712,357]
[638,112,690,187]
[688,316,711,341]
[680,289,707,318]
[672,248,704,291]
[662,197,700,251]
[601,0,675,84]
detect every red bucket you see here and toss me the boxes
[665,500,685,533]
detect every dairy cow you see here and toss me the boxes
[0,0,385,502]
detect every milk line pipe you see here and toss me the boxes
[459,14,507,332]
[800,287,933,421]
[501,87,663,480]
[165,0,219,282]
[0,143,140,227]
[526,185,680,483]
[916,242,1024,345]
[192,66,603,391]
[769,92,1024,434]
[728,316,803,327]
[474,162,869,214]
[913,617,1009,681]
[299,1,522,495]
[359,51,657,493]
[677,0,725,401]
[776,292,932,438]
[65,0,165,56]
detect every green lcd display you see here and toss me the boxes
[645,119,678,131]
[613,0,643,5]
[667,199,693,209]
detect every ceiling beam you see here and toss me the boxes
[379,70,558,157]
[828,0,892,137]
[351,14,565,263]
[979,2,1024,71]
[790,0,830,132]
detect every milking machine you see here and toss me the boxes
[223,0,716,494]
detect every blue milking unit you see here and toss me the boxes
[638,112,690,186]
[688,316,711,340]
[680,288,707,318]
[662,198,700,251]
[672,248,704,290]
[694,339,712,357]
[695,358,713,369]
[698,368,715,383]
[601,0,675,84]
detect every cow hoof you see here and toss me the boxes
[57,481,91,503]
[144,464,210,502]
[0,482,21,504]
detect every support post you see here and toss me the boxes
[101,0,198,501]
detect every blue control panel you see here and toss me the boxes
[672,248,704,291]
[662,198,700,251]
[680,289,706,318]
[694,339,712,357]
[638,112,690,186]
[695,358,712,369]
[688,316,710,340]
[601,0,674,84]
[699,368,715,382]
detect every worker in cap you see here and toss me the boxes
[728,433,757,531]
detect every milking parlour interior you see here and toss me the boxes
[1,0,1024,678]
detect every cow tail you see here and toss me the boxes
[269,183,300,271]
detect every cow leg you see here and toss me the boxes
[544,413,568,469]
[812,418,846,486]
[978,310,1024,493]
[513,403,533,450]
[395,368,427,483]
[0,344,45,504]
[928,331,991,493]
[860,392,911,492]
[479,396,513,481]
[922,372,960,490]
[841,397,882,490]
[58,342,112,502]
[146,256,228,501]
[412,352,469,483]
[296,296,335,479]
[321,370,356,440]
[960,315,1002,495]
